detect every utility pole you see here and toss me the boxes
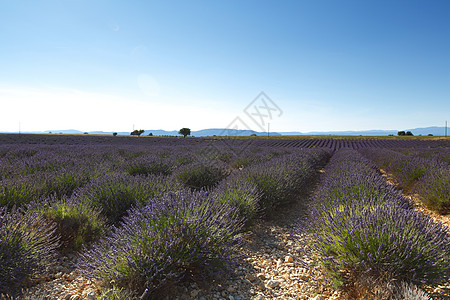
[446,120,448,137]
[19,121,21,135]
[267,123,270,138]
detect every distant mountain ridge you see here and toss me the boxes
[3,126,447,136]
[282,126,446,136]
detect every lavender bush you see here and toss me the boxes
[230,155,257,170]
[29,197,106,251]
[233,149,330,215]
[310,197,450,287]
[124,155,177,176]
[78,190,243,294]
[317,172,409,206]
[359,148,406,173]
[360,148,429,191]
[173,152,195,166]
[313,150,412,210]
[212,176,262,224]
[228,148,286,169]
[415,165,450,213]
[307,150,450,290]
[361,148,450,213]
[395,158,429,191]
[0,207,59,294]
[397,147,450,166]
[74,173,183,225]
[173,161,231,191]
[0,145,116,180]
[0,169,92,208]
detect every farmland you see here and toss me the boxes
[0,134,449,299]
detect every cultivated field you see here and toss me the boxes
[0,134,449,299]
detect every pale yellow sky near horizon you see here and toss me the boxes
[0,86,339,133]
[1,86,440,134]
[0,86,240,133]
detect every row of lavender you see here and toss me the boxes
[260,138,450,150]
[360,148,450,214]
[397,147,450,165]
[1,132,449,149]
[78,148,330,296]
[303,150,449,298]
[0,143,330,296]
[0,143,292,206]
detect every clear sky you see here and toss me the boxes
[0,0,449,133]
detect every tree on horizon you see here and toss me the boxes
[179,128,191,138]
[131,129,145,136]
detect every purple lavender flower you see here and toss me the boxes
[78,189,243,294]
[0,206,59,294]
[306,150,449,288]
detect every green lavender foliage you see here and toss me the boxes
[78,190,243,294]
[0,207,59,294]
[74,173,183,225]
[306,150,450,289]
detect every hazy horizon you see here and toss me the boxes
[1,1,449,133]
[1,125,447,137]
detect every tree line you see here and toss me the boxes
[126,128,191,138]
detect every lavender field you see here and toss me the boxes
[0,134,449,299]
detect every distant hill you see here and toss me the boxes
[140,126,446,136]
[279,130,398,136]
[40,128,280,137]
[279,126,447,136]
[2,126,447,137]
[404,126,446,136]
[44,129,84,134]
[142,128,281,137]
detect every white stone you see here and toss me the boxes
[63,294,71,300]
[266,279,280,288]
[246,273,257,282]
[86,291,96,300]
[65,273,74,281]
[285,262,294,267]
[276,259,282,269]
[190,290,199,297]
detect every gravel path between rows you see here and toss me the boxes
[4,254,99,300]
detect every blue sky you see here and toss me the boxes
[0,0,449,133]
